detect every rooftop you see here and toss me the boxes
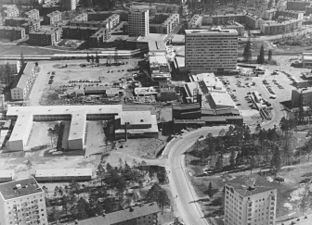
[226,175,276,197]
[185,28,238,36]
[79,202,160,225]
[35,168,92,177]
[0,177,42,200]
[210,92,236,108]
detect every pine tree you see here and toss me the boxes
[230,150,236,168]
[86,53,90,63]
[268,50,272,61]
[207,182,213,197]
[90,55,94,63]
[259,45,265,64]
[243,40,252,62]
[215,154,223,171]
[95,52,100,64]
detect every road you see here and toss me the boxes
[161,126,228,225]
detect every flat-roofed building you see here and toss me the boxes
[6,105,158,151]
[224,176,277,225]
[0,25,26,40]
[302,53,312,68]
[10,62,38,101]
[60,0,77,11]
[28,27,62,46]
[149,52,171,81]
[129,6,149,37]
[185,29,238,74]
[79,202,160,225]
[0,177,48,225]
[44,10,62,25]
[286,0,311,11]
[291,87,312,107]
[35,168,92,182]
[0,170,14,183]
[24,9,40,21]
[150,13,180,34]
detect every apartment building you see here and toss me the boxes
[28,27,61,46]
[0,26,26,40]
[24,9,40,21]
[0,177,48,225]
[260,19,302,35]
[150,13,180,34]
[128,6,149,37]
[87,12,120,30]
[224,176,277,225]
[79,202,160,225]
[60,0,77,11]
[11,62,38,100]
[185,28,238,74]
[44,10,62,25]
[1,4,19,18]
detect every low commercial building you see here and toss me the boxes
[35,168,92,182]
[224,176,277,225]
[1,4,19,18]
[0,170,14,183]
[302,53,312,68]
[0,177,48,225]
[44,10,62,25]
[291,88,312,107]
[10,62,38,101]
[79,202,160,225]
[150,13,180,34]
[6,105,159,151]
[149,51,171,81]
[28,27,62,46]
[0,26,26,40]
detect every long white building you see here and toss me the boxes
[224,176,277,225]
[185,28,238,74]
[6,105,158,151]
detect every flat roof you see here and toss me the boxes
[0,170,14,178]
[79,202,160,225]
[120,111,152,126]
[35,168,92,177]
[14,62,35,89]
[227,175,276,197]
[210,92,236,108]
[185,29,238,35]
[0,177,42,200]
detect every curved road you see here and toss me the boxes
[161,126,228,225]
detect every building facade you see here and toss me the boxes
[44,10,62,25]
[1,4,19,18]
[0,178,48,225]
[224,177,277,225]
[128,7,149,37]
[0,26,26,40]
[60,0,77,11]
[28,27,62,46]
[150,13,180,34]
[185,29,238,74]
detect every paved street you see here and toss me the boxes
[162,126,228,225]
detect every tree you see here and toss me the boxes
[47,127,55,147]
[243,40,252,62]
[271,146,281,175]
[268,49,272,61]
[230,150,236,168]
[90,55,94,63]
[95,52,100,64]
[215,154,223,171]
[207,182,214,197]
[258,45,265,64]
[77,197,91,219]
[86,53,90,63]
[146,183,170,210]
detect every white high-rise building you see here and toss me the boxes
[224,176,277,225]
[128,6,149,37]
[0,177,48,225]
[185,28,238,74]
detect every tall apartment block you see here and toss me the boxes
[185,28,238,74]
[128,6,149,37]
[61,0,77,11]
[0,177,48,225]
[224,176,277,225]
